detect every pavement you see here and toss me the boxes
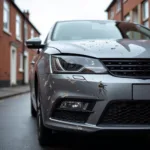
[0,85,30,99]
[0,93,150,150]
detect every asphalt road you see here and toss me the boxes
[0,93,150,150]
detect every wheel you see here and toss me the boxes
[31,98,37,117]
[37,86,52,146]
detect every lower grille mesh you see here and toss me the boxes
[52,110,89,123]
[99,101,150,125]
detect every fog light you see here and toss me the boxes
[60,101,86,110]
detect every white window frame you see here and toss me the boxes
[16,14,22,41]
[24,22,28,42]
[31,29,34,38]
[110,8,114,19]
[3,0,10,33]
[142,0,149,21]
[117,0,121,12]
[19,53,24,72]
[124,14,130,22]
[143,20,149,28]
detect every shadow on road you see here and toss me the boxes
[41,132,150,150]
[30,112,150,150]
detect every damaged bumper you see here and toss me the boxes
[40,74,150,132]
[45,118,150,133]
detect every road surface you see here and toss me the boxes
[0,93,149,150]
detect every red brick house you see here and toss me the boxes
[106,0,150,28]
[0,0,40,87]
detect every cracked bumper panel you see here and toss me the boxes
[41,74,150,132]
[45,118,150,133]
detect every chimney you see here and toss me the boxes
[24,10,30,19]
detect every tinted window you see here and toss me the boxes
[51,21,150,41]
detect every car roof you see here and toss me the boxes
[55,19,137,25]
[56,19,116,23]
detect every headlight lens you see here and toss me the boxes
[51,55,107,74]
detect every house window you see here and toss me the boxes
[110,9,114,19]
[124,14,130,22]
[16,14,22,40]
[143,21,149,28]
[117,0,121,12]
[3,0,10,32]
[24,22,28,42]
[31,29,34,38]
[142,1,149,21]
[19,53,23,72]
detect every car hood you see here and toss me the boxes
[48,39,150,58]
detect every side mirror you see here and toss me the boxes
[26,37,45,49]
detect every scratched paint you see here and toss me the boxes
[44,81,48,87]
[67,77,76,84]
[98,81,107,95]
[62,92,68,98]
[77,126,83,130]
[49,84,52,89]
[51,100,55,104]
[48,96,51,101]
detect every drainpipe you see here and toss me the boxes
[22,15,25,85]
[121,0,124,21]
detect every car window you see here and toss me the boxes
[44,26,54,44]
[118,23,150,40]
[51,21,150,41]
[52,21,123,41]
[126,31,149,40]
[44,34,49,44]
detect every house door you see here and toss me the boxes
[10,46,17,85]
[24,51,29,84]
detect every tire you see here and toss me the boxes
[31,98,37,117]
[37,86,52,146]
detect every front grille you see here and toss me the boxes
[99,101,150,125]
[101,59,150,78]
[52,110,89,123]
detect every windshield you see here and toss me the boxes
[51,21,150,41]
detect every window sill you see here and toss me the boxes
[3,29,12,36]
[110,17,114,20]
[16,37,22,43]
[19,68,24,72]
[143,18,149,22]
[116,9,121,14]
[123,0,128,4]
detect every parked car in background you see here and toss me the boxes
[26,20,150,146]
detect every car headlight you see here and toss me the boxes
[51,55,107,74]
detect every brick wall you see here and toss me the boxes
[0,0,40,87]
[107,0,150,26]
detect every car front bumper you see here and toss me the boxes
[39,74,150,132]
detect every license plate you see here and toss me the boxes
[133,84,150,100]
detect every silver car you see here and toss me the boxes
[26,20,150,146]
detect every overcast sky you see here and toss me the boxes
[15,0,112,41]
